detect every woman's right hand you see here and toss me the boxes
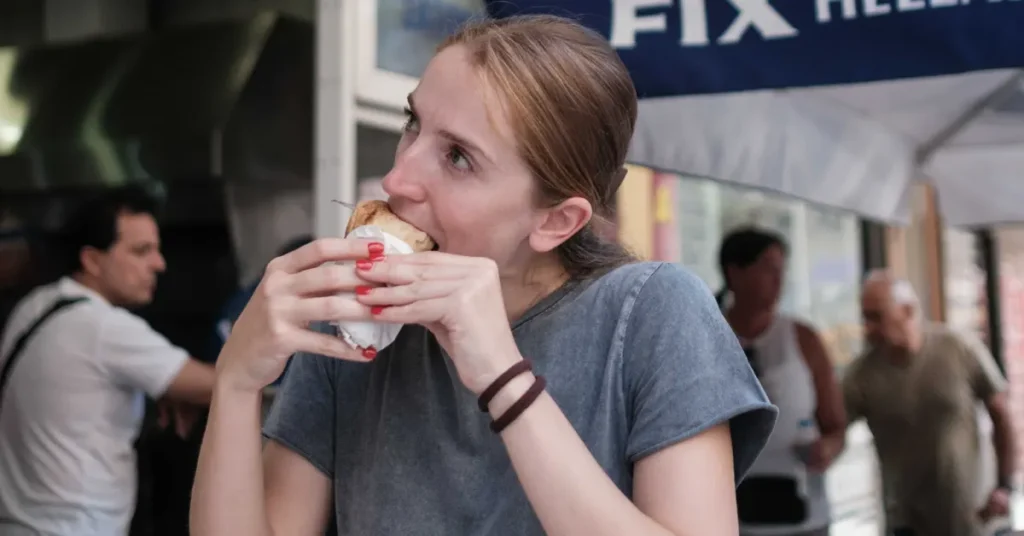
[214,238,385,394]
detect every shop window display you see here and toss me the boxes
[943,228,989,345]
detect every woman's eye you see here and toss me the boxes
[448,146,471,171]
[402,107,419,133]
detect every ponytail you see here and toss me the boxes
[556,220,635,280]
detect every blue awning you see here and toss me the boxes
[487,1,1024,226]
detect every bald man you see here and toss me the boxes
[843,271,1014,536]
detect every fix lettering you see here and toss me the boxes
[610,0,798,49]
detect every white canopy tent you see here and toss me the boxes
[630,69,1024,227]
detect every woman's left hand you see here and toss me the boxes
[353,251,523,394]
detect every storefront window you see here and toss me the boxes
[943,228,989,345]
[665,174,863,367]
[376,0,485,78]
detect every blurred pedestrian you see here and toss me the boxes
[0,186,216,535]
[718,227,846,536]
[844,270,1015,536]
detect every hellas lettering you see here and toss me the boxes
[816,0,1018,23]
[610,0,797,49]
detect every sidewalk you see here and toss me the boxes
[826,421,1017,536]
[828,422,883,536]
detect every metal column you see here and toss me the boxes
[314,0,359,238]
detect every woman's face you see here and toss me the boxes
[728,245,785,309]
[381,45,589,275]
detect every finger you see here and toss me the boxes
[175,414,190,439]
[289,327,374,362]
[356,258,473,286]
[269,238,383,275]
[288,263,382,297]
[288,296,374,324]
[370,297,447,325]
[355,280,462,307]
[388,250,482,266]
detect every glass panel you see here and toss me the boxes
[376,0,487,78]
[668,174,863,368]
[943,228,988,344]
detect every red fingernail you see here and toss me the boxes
[356,260,373,270]
[369,253,386,262]
[371,306,385,315]
[362,347,377,360]
[368,242,385,255]
[355,285,372,296]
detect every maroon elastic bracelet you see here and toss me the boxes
[490,375,547,433]
[477,359,533,412]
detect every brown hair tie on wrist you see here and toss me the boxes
[490,376,547,434]
[477,359,533,412]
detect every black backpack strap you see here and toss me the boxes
[0,297,88,407]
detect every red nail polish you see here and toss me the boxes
[362,347,377,360]
[371,306,385,315]
[368,242,385,256]
[356,260,373,270]
[369,253,386,262]
[355,285,372,296]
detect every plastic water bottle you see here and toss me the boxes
[793,418,819,497]
[793,418,819,465]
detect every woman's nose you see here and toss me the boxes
[382,153,429,203]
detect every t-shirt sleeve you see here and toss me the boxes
[954,330,1007,401]
[97,309,189,398]
[622,263,777,481]
[262,341,337,478]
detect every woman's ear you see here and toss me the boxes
[528,197,593,253]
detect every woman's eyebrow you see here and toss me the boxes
[408,93,495,166]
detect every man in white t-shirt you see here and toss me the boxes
[0,186,217,536]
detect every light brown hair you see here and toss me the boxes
[439,14,638,279]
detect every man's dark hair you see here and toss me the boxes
[715,227,788,306]
[61,185,162,274]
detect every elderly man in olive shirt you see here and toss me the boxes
[843,270,1014,536]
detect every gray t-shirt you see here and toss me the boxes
[264,261,777,535]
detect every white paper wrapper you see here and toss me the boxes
[330,225,413,351]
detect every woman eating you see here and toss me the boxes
[190,14,777,536]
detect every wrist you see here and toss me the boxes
[486,372,535,418]
[466,350,525,396]
[213,374,265,402]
